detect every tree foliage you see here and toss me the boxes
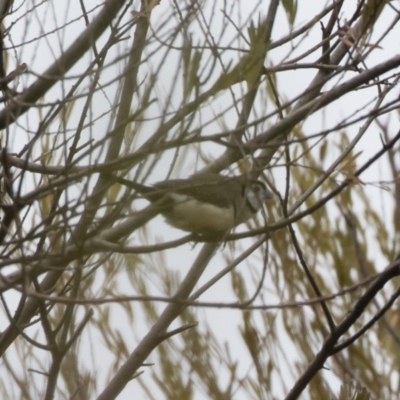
[0,0,399,399]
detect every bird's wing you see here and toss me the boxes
[155,176,240,209]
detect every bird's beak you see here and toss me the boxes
[263,187,274,201]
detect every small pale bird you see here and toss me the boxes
[110,173,273,235]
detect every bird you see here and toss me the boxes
[109,173,273,235]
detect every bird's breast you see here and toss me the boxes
[162,194,235,234]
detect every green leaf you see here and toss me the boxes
[282,0,297,26]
